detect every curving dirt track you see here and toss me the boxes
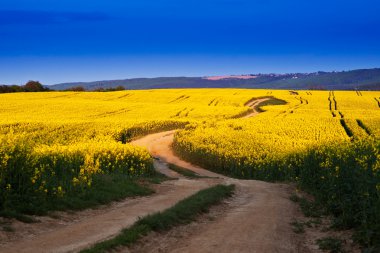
[131,131,308,253]
[0,99,306,253]
[0,178,220,253]
[0,150,221,253]
[243,98,270,118]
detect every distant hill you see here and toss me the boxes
[49,68,380,91]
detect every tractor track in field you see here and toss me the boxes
[0,98,325,253]
[242,98,271,118]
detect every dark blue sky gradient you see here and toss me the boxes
[1,0,379,84]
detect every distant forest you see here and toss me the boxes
[0,81,49,93]
[2,68,380,92]
[0,81,126,93]
[50,68,380,91]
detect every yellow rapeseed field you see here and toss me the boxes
[1,89,379,246]
[0,89,379,198]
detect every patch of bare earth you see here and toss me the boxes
[242,98,270,118]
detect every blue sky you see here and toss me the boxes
[1,0,379,85]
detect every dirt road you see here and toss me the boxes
[130,131,307,253]
[0,156,220,253]
[243,98,270,118]
[0,98,305,253]
[130,99,306,252]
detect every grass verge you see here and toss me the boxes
[167,163,208,179]
[1,172,170,220]
[81,184,235,253]
[290,194,325,218]
[316,237,344,253]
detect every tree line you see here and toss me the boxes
[0,81,49,93]
[0,81,126,93]
[66,85,125,92]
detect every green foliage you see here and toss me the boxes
[252,96,288,112]
[0,173,154,219]
[0,81,49,93]
[290,219,305,233]
[0,85,23,93]
[65,86,85,91]
[2,225,14,232]
[114,120,188,143]
[316,237,343,253]
[93,86,125,92]
[24,81,47,92]
[167,163,205,178]
[296,139,380,247]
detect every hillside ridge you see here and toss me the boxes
[49,68,380,90]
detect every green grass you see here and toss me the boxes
[2,225,14,232]
[138,171,173,184]
[254,96,288,112]
[0,210,36,223]
[290,218,318,234]
[316,237,344,253]
[289,194,325,218]
[167,163,207,179]
[1,172,169,220]
[81,184,235,253]
[0,219,15,232]
[290,219,305,234]
[48,173,155,211]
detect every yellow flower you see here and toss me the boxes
[72,177,80,186]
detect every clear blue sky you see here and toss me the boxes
[1,0,379,85]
